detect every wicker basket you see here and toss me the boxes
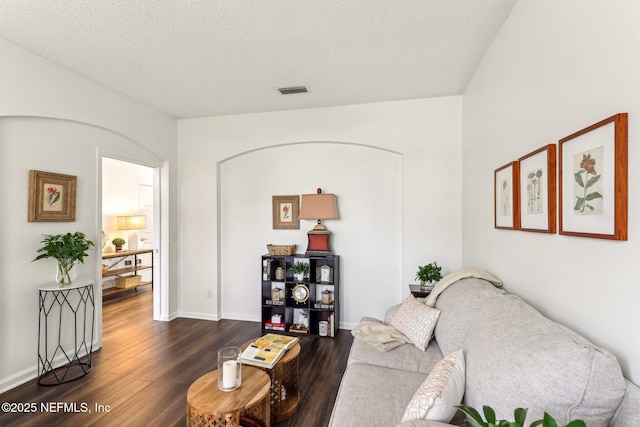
[267,244,297,256]
[115,275,142,289]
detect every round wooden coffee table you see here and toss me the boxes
[186,365,271,427]
[242,339,301,423]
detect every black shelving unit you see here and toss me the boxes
[261,254,339,337]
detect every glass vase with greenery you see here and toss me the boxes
[33,232,95,285]
[415,261,442,290]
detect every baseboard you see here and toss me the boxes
[179,311,221,321]
[0,340,98,394]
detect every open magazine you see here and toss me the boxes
[240,333,299,369]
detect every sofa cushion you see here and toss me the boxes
[349,318,444,374]
[434,278,505,355]
[401,350,465,423]
[329,363,432,427]
[463,294,626,426]
[391,295,441,351]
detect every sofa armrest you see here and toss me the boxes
[384,303,401,324]
[395,421,457,427]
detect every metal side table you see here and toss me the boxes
[38,281,95,385]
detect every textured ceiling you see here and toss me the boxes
[0,1,516,118]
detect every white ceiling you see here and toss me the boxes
[0,1,516,119]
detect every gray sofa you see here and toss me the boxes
[329,277,640,427]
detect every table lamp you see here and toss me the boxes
[117,215,147,250]
[298,188,339,256]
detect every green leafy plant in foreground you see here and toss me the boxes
[457,405,586,427]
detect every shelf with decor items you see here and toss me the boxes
[102,248,153,296]
[261,254,339,337]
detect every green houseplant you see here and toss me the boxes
[33,232,95,285]
[112,237,125,252]
[457,404,586,427]
[415,261,442,290]
[290,261,310,280]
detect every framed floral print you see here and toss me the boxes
[518,144,556,233]
[272,195,300,230]
[28,170,77,222]
[559,113,627,240]
[494,161,520,230]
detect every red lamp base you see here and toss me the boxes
[304,229,334,257]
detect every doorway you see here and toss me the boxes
[101,157,157,313]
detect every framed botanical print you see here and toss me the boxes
[28,170,77,222]
[559,113,627,240]
[518,144,556,233]
[494,161,520,230]
[272,195,300,230]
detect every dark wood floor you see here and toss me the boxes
[0,286,353,427]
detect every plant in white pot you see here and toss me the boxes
[33,232,95,285]
[290,261,310,281]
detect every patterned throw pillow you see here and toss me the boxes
[401,350,466,422]
[390,294,440,351]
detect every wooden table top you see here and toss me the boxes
[187,366,270,414]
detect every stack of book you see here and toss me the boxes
[264,319,285,331]
[240,333,299,369]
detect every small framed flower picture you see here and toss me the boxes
[494,161,520,230]
[272,195,300,230]
[28,170,77,222]
[559,113,628,240]
[518,144,556,233]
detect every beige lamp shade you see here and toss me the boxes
[298,194,339,221]
[299,190,339,256]
[117,215,147,230]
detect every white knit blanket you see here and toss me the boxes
[424,267,502,307]
[351,318,412,351]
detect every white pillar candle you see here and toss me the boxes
[222,360,237,389]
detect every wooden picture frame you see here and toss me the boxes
[272,195,300,229]
[494,161,520,230]
[28,170,77,222]
[559,113,627,240]
[518,144,556,233]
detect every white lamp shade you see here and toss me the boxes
[117,215,147,230]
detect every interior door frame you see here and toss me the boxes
[95,153,169,350]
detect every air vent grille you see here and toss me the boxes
[278,86,308,95]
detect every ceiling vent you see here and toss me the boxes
[278,86,308,95]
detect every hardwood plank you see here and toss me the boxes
[0,286,353,427]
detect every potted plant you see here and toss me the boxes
[457,404,586,427]
[415,261,442,291]
[112,237,125,252]
[33,232,95,285]
[290,261,310,281]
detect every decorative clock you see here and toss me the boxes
[292,284,310,303]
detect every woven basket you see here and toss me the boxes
[115,275,142,289]
[267,244,297,256]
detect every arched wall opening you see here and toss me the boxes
[218,142,403,328]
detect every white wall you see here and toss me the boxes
[0,38,178,392]
[462,0,640,383]
[179,97,463,327]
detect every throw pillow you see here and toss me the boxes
[390,294,440,351]
[401,349,466,423]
